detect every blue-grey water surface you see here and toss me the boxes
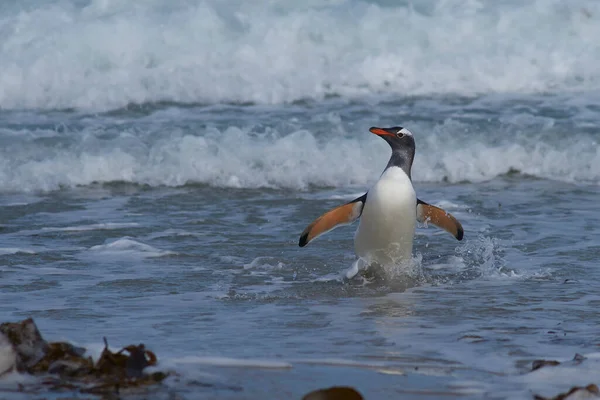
[1,1,600,399]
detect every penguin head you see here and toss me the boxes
[369,126,415,154]
[369,126,416,177]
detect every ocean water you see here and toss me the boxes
[1,0,600,399]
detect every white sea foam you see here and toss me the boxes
[0,333,16,377]
[313,273,345,283]
[87,237,175,258]
[499,352,600,400]
[243,257,286,270]
[174,356,292,369]
[326,192,366,201]
[41,223,139,232]
[0,248,36,255]
[1,1,600,110]
[0,123,598,193]
[294,358,389,369]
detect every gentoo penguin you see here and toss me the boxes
[298,126,463,277]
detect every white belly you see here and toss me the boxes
[354,167,416,266]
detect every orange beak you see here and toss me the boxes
[369,127,395,137]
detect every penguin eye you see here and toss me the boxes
[396,131,404,138]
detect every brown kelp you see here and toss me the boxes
[0,318,168,397]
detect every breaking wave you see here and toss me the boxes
[0,121,598,192]
[1,0,600,110]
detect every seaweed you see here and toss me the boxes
[5,317,597,399]
[531,353,587,372]
[534,384,599,400]
[531,359,561,371]
[0,318,169,397]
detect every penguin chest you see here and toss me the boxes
[354,167,416,263]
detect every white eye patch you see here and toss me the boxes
[397,128,413,136]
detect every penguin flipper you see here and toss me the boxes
[299,194,366,247]
[416,199,464,241]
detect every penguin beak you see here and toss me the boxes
[369,127,396,137]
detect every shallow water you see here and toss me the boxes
[2,1,600,399]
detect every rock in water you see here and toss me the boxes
[302,386,364,400]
